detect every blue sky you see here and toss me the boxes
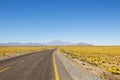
[0,0,120,45]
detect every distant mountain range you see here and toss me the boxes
[0,40,93,46]
[0,42,43,46]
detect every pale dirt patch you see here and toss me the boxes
[0,52,33,61]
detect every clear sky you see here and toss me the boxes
[0,0,120,45]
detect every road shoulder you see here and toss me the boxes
[54,50,103,80]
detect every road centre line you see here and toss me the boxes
[0,67,10,73]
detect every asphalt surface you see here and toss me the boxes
[0,49,71,80]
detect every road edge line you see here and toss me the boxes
[53,52,59,80]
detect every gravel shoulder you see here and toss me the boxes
[55,50,103,80]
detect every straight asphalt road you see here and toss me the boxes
[0,49,70,80]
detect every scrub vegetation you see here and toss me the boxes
[59,46,120,75]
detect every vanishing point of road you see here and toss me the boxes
[0,49,71,80]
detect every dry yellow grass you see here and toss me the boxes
[59,46,120,75]
[0,46,54,60]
